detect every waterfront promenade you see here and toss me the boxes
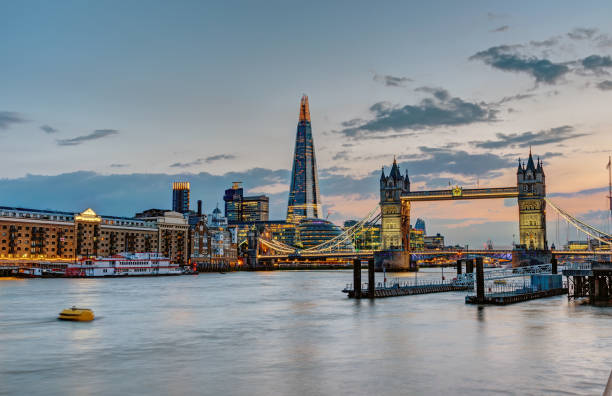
[1,269,610,395]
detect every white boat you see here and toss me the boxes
[66,253,183,277]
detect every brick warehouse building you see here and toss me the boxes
[0,206,189,265]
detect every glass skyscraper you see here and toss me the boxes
[287,95,322,224]
[172,181,190,214]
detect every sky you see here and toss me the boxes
[1,0,611,247]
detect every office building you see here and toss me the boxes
[172,181,190,214]
[223,182,269,222]
[287,95,322,224]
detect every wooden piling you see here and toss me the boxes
[368,259,375,298]
[475,257,484,303]
[466,259,474,274]
[353,258,362,299]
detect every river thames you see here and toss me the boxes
[1,269,610,395]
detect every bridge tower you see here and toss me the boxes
[380,158,410,250]
[517,150,548,250]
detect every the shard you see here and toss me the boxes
[286,95,322,223]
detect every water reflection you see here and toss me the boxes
[0,271,610,395]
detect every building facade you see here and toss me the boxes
[379,158,410,250]
[517,151,548,250]
[424,233,445,249]
[190,207,238,269]
[343,220,381,251]
[287,95,322,224]
[223,182,269,222]
[0,206,189,265]
[172,182,190,214]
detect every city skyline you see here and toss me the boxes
[1,1,612,246]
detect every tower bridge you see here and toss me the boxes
[252,148,610,269]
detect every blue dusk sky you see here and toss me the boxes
[1,0,611,247]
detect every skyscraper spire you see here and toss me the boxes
[287,95,321,223]
[299,94,311,123]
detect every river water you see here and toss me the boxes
[1,269,610,396]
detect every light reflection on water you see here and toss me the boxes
[1,269,611,396]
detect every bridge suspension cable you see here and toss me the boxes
[302,206,381,253]
[257,205,381,255]
[544,198,612,246]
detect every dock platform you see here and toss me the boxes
[465,287,567,305]
[344,282,470,299]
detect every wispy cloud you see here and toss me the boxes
[581,54,612,74]
[170,154,236,168]
[470,45,570,84]
[490,25,509,33]
[110,163,128,168]
[567,27,598,40]
[205,154,236,163]
[373,73,412,87]
[0,111,26,130]
[336,88,496,139]
[470,126,588,149]
[597,80,612,90]
[40,124,58,134]
[56,129,119,146]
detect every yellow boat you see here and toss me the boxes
[58,306,95,321]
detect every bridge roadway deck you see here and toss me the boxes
[402,186,518,202]
[257,249,611,260]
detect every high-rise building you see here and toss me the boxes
[224,182,269,222]
[172,182,190,214]
[414,218,426,234]
[287,95,322,224]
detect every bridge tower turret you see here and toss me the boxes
[517,150,548,250]
[380,158,410,250]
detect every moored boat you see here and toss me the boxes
[65,253,183,277]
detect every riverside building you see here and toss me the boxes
[0,206,189,265]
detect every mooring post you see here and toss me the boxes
[456,259,463,276]
[551,255,558,275]
[466,258,474,274]
[475,257,484,303]
[368,259,375,298]
[353,258,362,299]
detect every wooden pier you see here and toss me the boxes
[346,283,470,299]
[465,288,567,305]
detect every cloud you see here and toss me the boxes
[470,126,588,149]
[169,154,236,168]
[396,146,514,179]
[40,124,59,134]
[496,93,534,104]
[597,80,612,90]
[529,37,560,48]
[581,54,612,73]
[332,151,350,161]
[470,45,570,84]
[336,88,496,138]
[373,73,412,87]
[205,154,236,163]
[56,129,119,146]
[490,25,509,33]
[567,27,598,40]
[170,159,204,168]
[110,163,128,168]
[0,111,26,130]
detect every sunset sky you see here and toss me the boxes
[1,0,611,247]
